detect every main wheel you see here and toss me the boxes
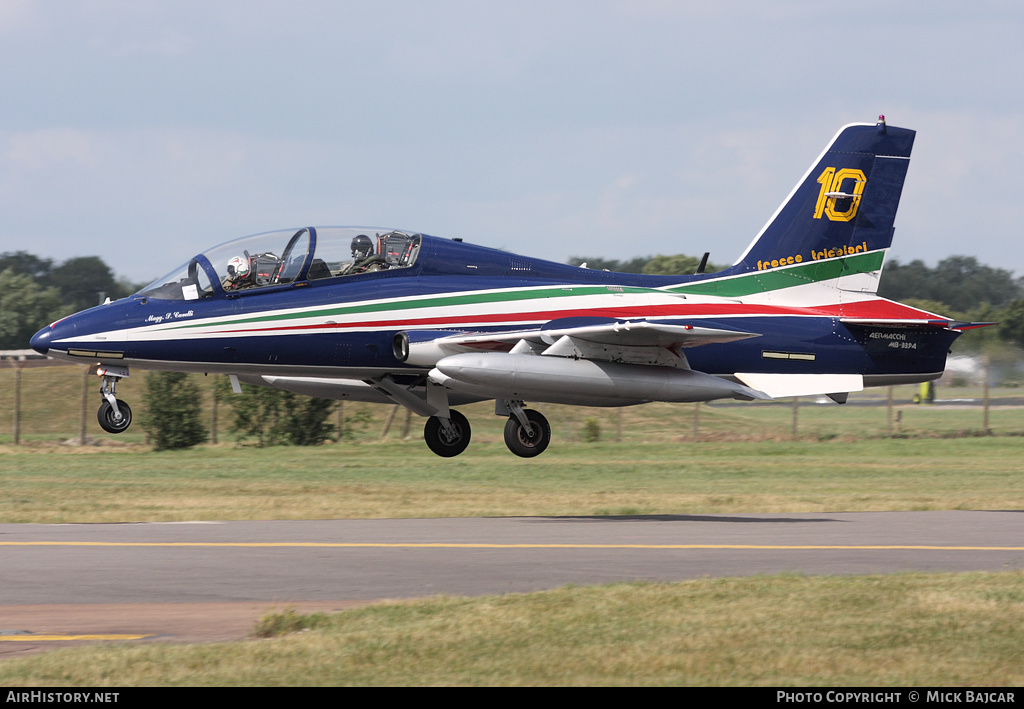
[97,399,132,434]
[423,410,471,457]
[504,409,551,458]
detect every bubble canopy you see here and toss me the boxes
[137,227,422,300]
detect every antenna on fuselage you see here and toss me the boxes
[694,252,710,275]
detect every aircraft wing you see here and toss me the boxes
[405,320,761,369]
[459,320,759,348]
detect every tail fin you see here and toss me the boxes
[730,117,915,293]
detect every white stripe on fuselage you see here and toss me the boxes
[50,282,863,347]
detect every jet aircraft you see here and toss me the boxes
[31,117,976,457]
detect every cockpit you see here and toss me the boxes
[138,227,422,301]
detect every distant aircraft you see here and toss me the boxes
[31,117,983,457]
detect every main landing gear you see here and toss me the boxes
[422,400,550,458]
[96,366,133,434]
[502,404,550,458]
[423,410,471,457]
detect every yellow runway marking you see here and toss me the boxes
[0,635,153,642]
[2,542,1022,551]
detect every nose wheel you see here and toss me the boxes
[423,410,471,457]
[98,399,133,433]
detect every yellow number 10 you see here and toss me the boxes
[813,167,867,222]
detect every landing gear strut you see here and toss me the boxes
[96,366,132,434]
[502,402,550,458]
[423,410,471,457]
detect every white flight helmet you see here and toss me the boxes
[226,255,250,281]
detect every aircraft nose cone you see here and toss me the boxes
[30,326,52,355]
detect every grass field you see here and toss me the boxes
[2,366,1023,521]
[1,573,1022,686]
[2,436,1024,522]
[1,364,1022,685]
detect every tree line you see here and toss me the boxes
[0,251,141,350]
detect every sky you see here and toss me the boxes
[1,0,1022,285]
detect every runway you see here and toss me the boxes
[1,511,1022,654]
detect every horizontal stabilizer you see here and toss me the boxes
[841,318,998,331]
[734,372,864,399]
[948,321,998,331]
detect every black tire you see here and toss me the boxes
[423,410,471,457]
[503,409,551,458]
[97,399,132,434]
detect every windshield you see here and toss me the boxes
[138,227,421,300]
[137,257,214,301]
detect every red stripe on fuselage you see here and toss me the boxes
[205,298,934,336]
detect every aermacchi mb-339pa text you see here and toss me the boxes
[31,117,982,457]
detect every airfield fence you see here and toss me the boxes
[2,359,1022,448]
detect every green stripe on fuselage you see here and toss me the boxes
[158,285,656,331]
[663,251,885,297]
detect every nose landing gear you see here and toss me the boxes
[96,365,133,434]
